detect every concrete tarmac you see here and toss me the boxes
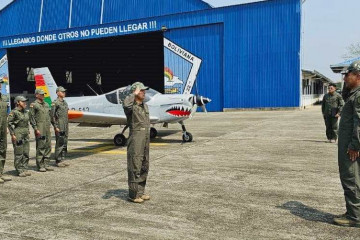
[0,105,359,239]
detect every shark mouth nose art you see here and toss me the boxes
[166,105,191,117]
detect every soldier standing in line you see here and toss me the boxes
[0,85,11,183]
[8,96,31,177]
[333,60,360,227]
[123,82,151,203]
[321,83,344,143]
[51,86,70,167]
[29,89,54,172]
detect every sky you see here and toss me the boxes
[0,0,359,82]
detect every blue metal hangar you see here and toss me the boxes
[0,0,301,112]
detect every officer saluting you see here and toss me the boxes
[51,86,70,167]
[334,60,360,227]
[123,82,151,203]
[29,89,54,172]
[0,85,11,183]
[8,96,31,177]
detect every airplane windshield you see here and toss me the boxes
[144,88,160,102]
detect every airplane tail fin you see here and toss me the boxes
[33,67,58,106]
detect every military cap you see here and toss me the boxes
[14,95,28,103]
[56,86,66,92]
[35,88,45,95]
[130,82,149,92]
[341,60,360,74]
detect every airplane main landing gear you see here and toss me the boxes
[180,121,193,143]
[114,134,126,146]
[150,127,157,139]
[114,125,128,146]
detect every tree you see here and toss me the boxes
[343,42,360,60]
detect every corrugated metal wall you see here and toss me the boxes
[165,24,223,112]
[0,0,41,37]
[0,0,210,36]
[71,0,102,28]
[102,0,210,24]
[41,0,70,31]
[223,0,301,108]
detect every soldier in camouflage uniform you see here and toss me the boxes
[123,82,151,203]
[51,86,70,168]
[8,96,31,177]
[29,89,54,172]
[322,83,344,142]
[0,86,11,183]
[333,60,360,227]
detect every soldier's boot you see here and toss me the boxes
[18,172,27,177]
[334,216,360,228]
[141,194,150,200]
[0,178,4,184]
[63,161,70,166]
[45,167,54,171]
[128,197,144,203]
[39,168,46,172]
[0,175,12,181]
[25,171,31,176]
[56,161,66,167]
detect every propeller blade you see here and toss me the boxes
[201,105,207,113]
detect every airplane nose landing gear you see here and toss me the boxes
[180,121,193,142]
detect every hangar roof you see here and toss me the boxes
[330,56,360,73]
[0,0,212,38]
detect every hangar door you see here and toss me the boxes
[164,24,223,112]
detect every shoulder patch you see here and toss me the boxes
[357,96,360,104]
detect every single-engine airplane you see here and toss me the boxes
[33,67,211,146]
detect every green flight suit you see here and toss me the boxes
[123,93,150,199]
[338,86,360,222]
[29,99,52,169]
[50,98,69,163]
[322,92,344,140]
[0,98,8,176]
[8,107,30,174]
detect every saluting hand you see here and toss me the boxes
[347,149,359,162]
[134,87,140,96]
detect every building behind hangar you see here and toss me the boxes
[0,0,301,112]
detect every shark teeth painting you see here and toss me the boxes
[166,105,191,117]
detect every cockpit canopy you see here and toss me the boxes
[105,87,160,104]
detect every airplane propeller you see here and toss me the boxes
[190,95,212,117]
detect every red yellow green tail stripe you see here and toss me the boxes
[34,74,52,106]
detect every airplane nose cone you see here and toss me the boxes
[195,96,211,106]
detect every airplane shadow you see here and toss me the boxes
[277,201,336,224]
[102,189,128,201]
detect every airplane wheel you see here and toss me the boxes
[182,132,193,142]
[150,127,157,139]
[114,134,127,146]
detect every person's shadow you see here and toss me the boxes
[277,201,336,224]
[102,189,128,201]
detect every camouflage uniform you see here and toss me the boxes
[29,97,52,170]
[8,103,30,175]
[337,61,360,224]
[123,83,150,200]
[322,91,344,140]
[0,96,8,178]
[51,94,69,165]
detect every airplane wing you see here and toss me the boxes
[68,110,159,126]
